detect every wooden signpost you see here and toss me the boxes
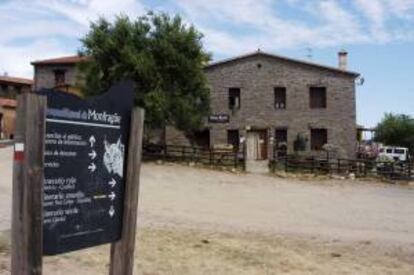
[11,81,144,275]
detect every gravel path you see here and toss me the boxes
[1,146,414,249]
[138,163,414,248]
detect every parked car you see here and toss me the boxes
[378,146,409,162]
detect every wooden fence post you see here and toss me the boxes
[284,157,288,172]
[364,160,368,177]
[337,159,341,174]
[164,144,168,161]
[234,149,238,169]
[11,94,46,275]
[109,108,145,275]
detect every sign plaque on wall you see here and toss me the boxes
[38,82,134,255]
[208,114,229,123]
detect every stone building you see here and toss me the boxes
[31,51,360,163]
[167,50,359,162]
[31,55,88,96]
[0,75,33,139]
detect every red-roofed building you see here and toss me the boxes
[0,74,33,139]
[31,55,89,66]
[31,55,90,95]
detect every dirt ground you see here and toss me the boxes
[1,227,414,275]
[1,146,414,274]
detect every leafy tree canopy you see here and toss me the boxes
[374,113,414,154]
[78,12,211,134]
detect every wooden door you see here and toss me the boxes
[258,130,267,160]
[246,130,267,160]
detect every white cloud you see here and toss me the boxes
[176,0,367,57]
[175,0,414,58]
[0,39,71,78]
[0,0,146,78]
[0,0,413,76]
[385,0,414,18]
[351,0,414,40]
[32,0,145,26]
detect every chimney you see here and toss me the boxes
[338,50,348,70]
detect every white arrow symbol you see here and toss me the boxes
[109,205,115,217]
[89,136,96,147]
[88,163,96,172]
[88,150,97,160]
[109,178,116,188]
[108,191,116,201]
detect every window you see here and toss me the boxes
[54,70,66,87]
[386,148,393,154]
[275,128,288,157]
[274,87,286,109]
[0,113,3,135]
[310,87,326,108]
[193,129,210,148]
[394,149,405,154]
[228,88,241,110]
[0,84,7,92]
[310,129,327,150]
[227,129,239,150]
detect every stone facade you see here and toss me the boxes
[32,55,88,95]
[33,64,83,95]
[0,103,16,139]
[167,52,359,159]
[31,53,359,159]
[0,76,33,139]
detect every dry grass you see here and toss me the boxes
[0,227,413,275]
[0,231,9,254]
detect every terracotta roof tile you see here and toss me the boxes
[0,76,33,85]
[31,55,90,65]
[0,98,17,108]
[205,50,360,77]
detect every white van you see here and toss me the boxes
[378,146,409,162]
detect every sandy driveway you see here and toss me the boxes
[1,146,414,248]
[139,163,414,247]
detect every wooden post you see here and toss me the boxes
[164,144,168,161]
[337,159,340,174]
[11,94,46,275]
[364,160,368,177]
[234,149,238,169]
[243,142,247,171]
[284,156,288,172]
[109,108,144,275]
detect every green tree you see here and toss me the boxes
[78,12,211,136]
[374,113,414,154]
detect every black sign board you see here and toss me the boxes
[38,82,134,255]
[208,114,229,123]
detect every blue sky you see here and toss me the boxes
[0,0,413,127]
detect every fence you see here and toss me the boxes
[143,144,244,169]
[270,156,413,180]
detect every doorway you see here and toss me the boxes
[246,130,268,160]
[0,113,3,139]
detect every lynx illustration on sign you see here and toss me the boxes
[104,137,125,177]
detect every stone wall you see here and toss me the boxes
[34,65,82,95]
[0,106,16,139]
